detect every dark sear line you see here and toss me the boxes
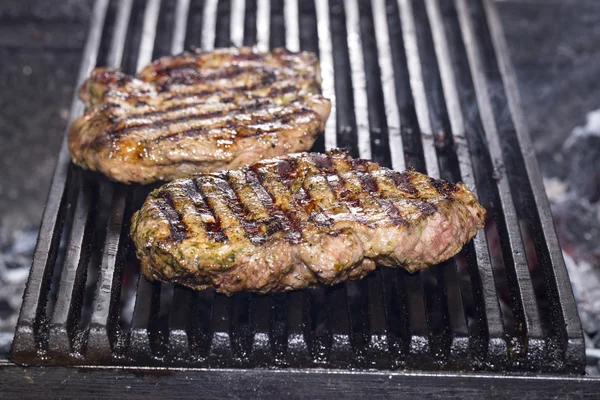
[185,178,228,242]
[212,172,266,245]
[153,65,289,88]
[155,191,188,242]
[307,153,373,227]
[107,98,276,138]
[387,169,418,196]
[275,158,335,229]
[415,200,437,216]
[163,79,302,101]
[429,176,459,196]
[90,105,313,151]
[150,50,299,77]
[349,160,410,227]
[150,53,270,77]
[127,84,300,120]
[150,107,315,144]
[246,167,303,243]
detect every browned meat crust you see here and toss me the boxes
[68,47,331,183]
[130,150,486,295]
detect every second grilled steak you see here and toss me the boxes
[68,47,331,183]
[131,150,486,295]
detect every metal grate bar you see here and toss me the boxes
[381,268,410,363]
[365,271,389,365]
[344,0,370,160]
[227,0,260,365]
[230,0,246,47]
[344,0,388,366]
[424,0,505,362]
[188,289,213,360]
[268,293,288,365]
[402,0,470,363]
[275,0,310,367]
[371,0,404,170]
[369,0,412,366]
[87,185,130,360]
[284,0,299,52]
[207,294,235,364]
[397,0,439,178]
[167,286,193,360]
[201,0,218,50]
[163,0,196,361]
[383,0,438,363]
[403,272,431,360]
[315,0,336,150]
[269,0,286,48]
[483,0,583,368]
[230,292,253,363]
[172,0,191,54]
[128,278,159,361]
[137,0,162,71]
[242,0,257,46]
[48,173,95,357]
[251,294,271,364]
[256,0,270,50]
[285,291,311,365]
[455,0,544,361]
[11,0,110,362]
[84,0,137,362]
[327,285,352,367]
[125,0,168,362]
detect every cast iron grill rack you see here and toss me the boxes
[9,0,584,375]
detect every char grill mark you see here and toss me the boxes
[275,159,334,229]
[150,110,314,144]
[141,85,298,119]
[244,169,301,244]
[155,191,187,242]
[213,172,265,245]
[372,170,439,222]
[164,80,300,101]
[415,200,438,216]
[251,162,320,237]
[388,170,418,195]
[304,154,370,226]
[108,99,275,138]
[430,177,459,195]
[323,176,375,228]
[152,53,275,78]
[331,157,395,226]
[196,175,252,243]
[185,179,228,242]
[155,65,298,90]
[349,161,411,227]
[107,102,315,146]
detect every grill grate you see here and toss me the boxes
[11,0,584,373]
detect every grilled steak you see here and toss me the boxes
[131,150,486,295]
[68,47,331,184]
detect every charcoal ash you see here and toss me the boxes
[546,109,600,373]
[549,109,600,266]
[0,229,38,357]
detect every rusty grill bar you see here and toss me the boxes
[11,0,584,373]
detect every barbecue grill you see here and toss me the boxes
[3,0,599,397]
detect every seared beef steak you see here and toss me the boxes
[131,150,486,295]
[68,47,331,184]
